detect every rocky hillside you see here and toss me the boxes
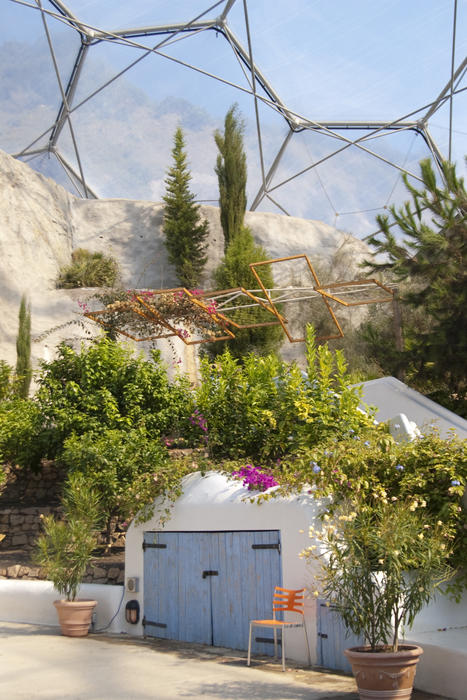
[0,148,370,375]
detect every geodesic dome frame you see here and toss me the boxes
[6,0,467,236]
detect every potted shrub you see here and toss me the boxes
[35,473,102,637]
[303,498,455,700]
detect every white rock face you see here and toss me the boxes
[0,148,370,376]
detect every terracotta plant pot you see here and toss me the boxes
[344,644,423,700]
[53,599,97,637]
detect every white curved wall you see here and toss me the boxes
[0,579,125,633]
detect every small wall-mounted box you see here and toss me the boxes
[126,576,139,593]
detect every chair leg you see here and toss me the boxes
[281,628,286,671]
[247,622,253,667]
[273,627,277,659]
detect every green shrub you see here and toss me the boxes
[57,248,120,288]
[34,473,102,601]
[197,327,374,461]
[60,428,196,532]
[0,360,14,402]
[0,398,45,470]
[302,499,454,651]
[35,339,195,458]
[208,227,283,358]
[282,429,467,593]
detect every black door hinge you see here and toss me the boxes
[143,542,167,551]
[252,542,281,554]
[142,616,167,629]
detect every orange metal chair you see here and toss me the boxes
[247,586,311,671]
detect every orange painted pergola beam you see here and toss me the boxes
[83,256,394,345]
[249,254,345,343]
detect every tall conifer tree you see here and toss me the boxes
[364,158,466,412]
[163,127,209,288]
[214,104,247,250]
[15,294,32,398]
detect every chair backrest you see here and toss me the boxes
[272,586,305,617]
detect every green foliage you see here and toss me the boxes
[197,327,373,460]
[60,428,174,532]
[57,248,120,288]
[35,339,195,459]
[285,429,467,593]
[302,499,454,651]
[34,473,102,601]
[15,295,32,399]
[209,227,283,357]
[197,350,301,460]
[295,326,376,447]
[0,360,15,402]
[0,398,45,470]
[364,158,467,411]
[214,104,247,249]
[163,127,209,287]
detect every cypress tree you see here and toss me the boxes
[214,104,247,250]
[208,227,283,358]
[16,294,32,398]
[163,127,209,288]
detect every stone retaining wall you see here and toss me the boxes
[0,558,125,585]
[0,463,126,585]
[0,506,59,551]
[0,462,66,506]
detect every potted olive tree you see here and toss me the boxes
[303,498,455,700]
[35,473,102,637]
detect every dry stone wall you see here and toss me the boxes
[0,462,125,585]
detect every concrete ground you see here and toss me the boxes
[0,622,454,700]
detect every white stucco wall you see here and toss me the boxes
[0,579,125,634]
[124,471,326,664]
[358,377,467,440]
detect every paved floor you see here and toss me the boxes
[0,623,453,700]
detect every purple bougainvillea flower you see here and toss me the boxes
[232,464,278,492]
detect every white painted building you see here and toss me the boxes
[358,377,467,440]
[124,471,326,666]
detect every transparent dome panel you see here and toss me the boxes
[2,0,465,230]
[228,0,465,122]
[0,3,79,154]
[257,129,435,237]
[58,0,221,33]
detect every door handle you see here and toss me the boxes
[202,570,218,578]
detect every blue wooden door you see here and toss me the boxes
[317,600,364,673]
[143,530,282,654]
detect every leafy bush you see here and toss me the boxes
[35,339,196,459]
[60,428,202,532]
[0,360,14,402]
[209,227,283,357]
[57,248,120,288]
[282,430,467,592]
[197,349,302,459]
[0,398,45,470]
[302,499,454,651]
[196,327,374,461]
[61,428,166,529]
